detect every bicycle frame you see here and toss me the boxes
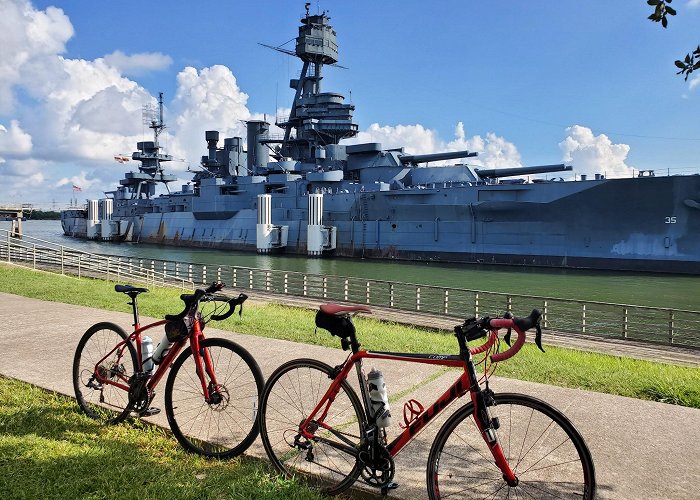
[299,346,518,482]
[92,315,219,402]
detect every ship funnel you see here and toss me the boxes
[400,150,477,164]
[475,164,572,179]
[205,131,219,161]
[247,121,270,173]
[256,194,288,253]
[307,193,336,256]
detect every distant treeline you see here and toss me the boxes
[25,210,61,220]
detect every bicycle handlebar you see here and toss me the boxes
[456,309,543,363]
[165,282,248,322]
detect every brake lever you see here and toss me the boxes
[535,323,545,352]
[502,312,513,346]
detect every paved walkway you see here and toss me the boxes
[0,292,698,499]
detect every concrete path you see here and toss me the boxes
[0,292,698,499]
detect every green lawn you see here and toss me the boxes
[0,376,322,500]
[1,263,698,409]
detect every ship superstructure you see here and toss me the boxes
[61,9,700,274]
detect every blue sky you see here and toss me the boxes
[0,0,699,208]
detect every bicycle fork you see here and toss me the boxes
[190,322,220,404]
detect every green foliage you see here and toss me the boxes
[647,0,676,28]
[646,0,698,79]
[0,376,323,500]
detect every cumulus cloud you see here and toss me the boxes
[0,120,33,158]
[351,121,522,168]
[688,0,700,8]
[559,125,633,178]
[168,65,252,168]
[689,76,700,91]
[103,50,173,76]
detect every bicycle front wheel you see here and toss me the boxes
[72,322,137,424]
[427,393,595,499]
[164,337,263,459]
[259,358,366,495]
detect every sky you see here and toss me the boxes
[0,0,699,209]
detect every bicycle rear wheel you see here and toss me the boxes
[427,393,595,499]
[164,337,263,459]
[259,358,366,495]
[72,322,137,424]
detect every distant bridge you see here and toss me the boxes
[0,205,30,238]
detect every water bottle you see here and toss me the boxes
[152,334,174,364]
[367,367,392,428]
[141,336,154,375]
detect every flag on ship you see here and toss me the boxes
[72,185,82,192]
[114,155,130,163]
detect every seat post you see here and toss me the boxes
[127,292,140,327]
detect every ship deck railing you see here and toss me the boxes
[2,229,699,351]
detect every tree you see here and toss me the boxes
[647,0,699,80]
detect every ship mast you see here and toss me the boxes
[260,5,358,162]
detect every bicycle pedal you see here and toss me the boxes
[142,407,161,416]
[381,482,399,495]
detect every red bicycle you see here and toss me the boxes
[258,304,595,498]
[72,282,263,459]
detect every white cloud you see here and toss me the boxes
[688,0,700,8]
[351,121,522,168]
[559,125,633,178]
[0,120,33,157]
[168,65,252,168]
[689,76,700,91]
[0,0,73,114]
[103,50,173,76]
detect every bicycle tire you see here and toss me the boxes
[72,322,137,424]
[426,393,596,499]
[164,337,263,459]
[259,358,366,495]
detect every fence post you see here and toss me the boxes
[416,287,421,311]
[344,279,349,302]
[175,263,180,279]
[217,267,222,283]
[284,273,288,294]
[543,300,548,328]
[581,303,586,334]
[107,256,111,281]
[60,247,64,275]
[202,265,207,284]
[475,292,479,317]
[5,232,9,262]
[668,310,675,344]
[390,284,394,308]
[188,264,192,282]
[232,267,237,288]
[303,275,308,296]
[323,277,327,298]
[623,307,628,339]
[249,269,253,289]
[506,295,512,314]
[366,281,370,304]
[266,271,271,292]
[444,290,449,314]
[78,254,81,279]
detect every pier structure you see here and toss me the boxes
[0,205,27,238]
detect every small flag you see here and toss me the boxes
[114,155,130,163]
[72,185,82,192]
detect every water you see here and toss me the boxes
[4,220,699,310]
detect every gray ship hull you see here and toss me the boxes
[60,174,699,273]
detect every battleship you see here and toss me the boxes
[61,9,700,274]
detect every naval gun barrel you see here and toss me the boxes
[400,150,477,164]
[474,163,572,179]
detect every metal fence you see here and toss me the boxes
[3,230,699,348]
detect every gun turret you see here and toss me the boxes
[474,164,572,179]
[400,150,477,165]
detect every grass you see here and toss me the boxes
[0,376,322,500]
[1,263,698,409]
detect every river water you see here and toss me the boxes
[4,220,699,310]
